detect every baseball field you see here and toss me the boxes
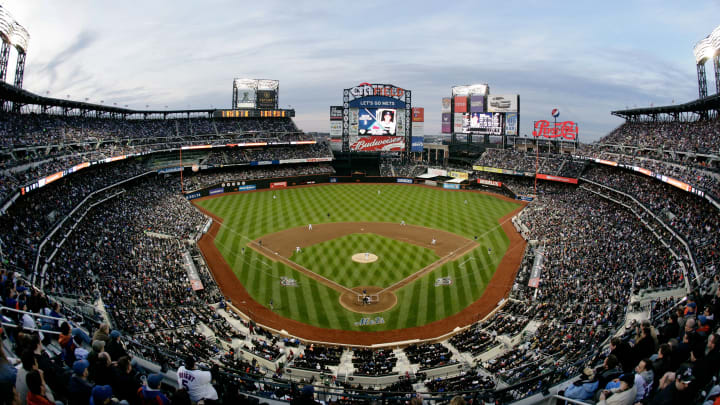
[194,183,525,343]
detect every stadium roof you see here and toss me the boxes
[611,93,720,119]
[0,81,214,115]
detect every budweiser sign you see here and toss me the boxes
[532,120,578,140]
[350,136,405,151]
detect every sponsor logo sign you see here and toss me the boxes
[425,180,437,186]
[469,95,485,113]
[330,106,343,120]
[536,173,578,184]
[443,183,461,189]
[209,188,224,195]
[354,317,385,326]
[237,185,256,191]
[350,136,405,151]
[487,94,518,112]
[454,97,467,113]
[448,171,469,180]
[517,195,534,202]
[396,178,413,184]
[532,120,579,140]
[428,168,448,177]
[330,177,338,183]
[551,108,560,118]
[270,181,287,189]
[473,165,504,174]
[411,136,424,152]
[505,112,518,136]
[477,179,502,187]
[349,83,405,98]
[441,97,452,113]
[441,113,451,133]
[411,107,425,122]
[185,192,201,200]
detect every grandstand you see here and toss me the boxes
[2,6,720,405]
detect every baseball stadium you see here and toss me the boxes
[1,2,720,405]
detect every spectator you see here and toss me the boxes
[136,374,170,405]
[176,357,217,403]
[24,370,54,405]
[597,372,636,405]
[67,360,94,405]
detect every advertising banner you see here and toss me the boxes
[412,107,425,122]
[349,108,359,136]
[454,97,468,113]
[425,180,438,186]
[396,178,413,184]
[473,166,505,174]
[357,108,397,135]
[454,113,465,133]
[256,90,277,109]
[469,96,485,113]
[441,113,451,133]
[350,136,405,151]
[477,179,502,187]
[237,185,257,191]
[428,168,448,177]
[209,188,224,195]
[448,171,469,180]
[505,112,518,136]
[270,181,287,189]
[330,106,344,120]
[532,120,579,140]
[536,173,578,184]
[330,121,342,137]
[443,183,460,189]
[411,136,424,152]
[487,94,518,112]
[441,97,452,113]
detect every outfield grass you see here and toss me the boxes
[290,233,439,288]
[196,184,520,331]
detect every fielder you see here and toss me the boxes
[308,223,312,230]
[431,238,436,245]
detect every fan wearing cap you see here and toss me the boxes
[291,384,320,405]
[89,385,114,405]
[597,372,636,405]
[105,331,128,362]
[649,365,695,405]
[137,374,170,405]
[67,359,95,405]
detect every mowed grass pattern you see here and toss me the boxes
[196,184,520,331]
[290,234,439,288]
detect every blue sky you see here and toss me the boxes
[3,0,719,141]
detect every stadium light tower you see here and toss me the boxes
[693,25,720,98]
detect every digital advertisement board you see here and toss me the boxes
[358,108,397,135]
[505,112,518,136]
[487,94,518,112]
[469,96,485,113]
[330,106,343,120]
[330,121,342,137]
[454,97,468,113]
[256,90,277,109]
[441,113,451,133]
[468,112,503,134]
[234,79,257,108]
[411,121,424,152]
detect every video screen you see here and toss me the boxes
[358,108,397,136]
[467,112,503,134]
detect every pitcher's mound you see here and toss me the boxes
[339,286,397,314]
[352,253,378,263]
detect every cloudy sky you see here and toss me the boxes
[3,0,719,141]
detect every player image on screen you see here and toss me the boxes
[358,108,396,136]
[470,112,482,129]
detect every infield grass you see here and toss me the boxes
[196,184,520,331]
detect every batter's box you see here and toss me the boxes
[434,277,453,287]
[280,277,298,287]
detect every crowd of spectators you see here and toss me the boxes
[351,348,397,376]
[379,160,428,178]
[183,164,335,191]
[474,148,587,178]
[598,119,720,153]
[404,343,456,370]
[582,165,719,281]
[204,143,331,166]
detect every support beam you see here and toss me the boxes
[0,41,10,82]
[13,51,26,88]
[697,62,708,99]
[714,55,720,96]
